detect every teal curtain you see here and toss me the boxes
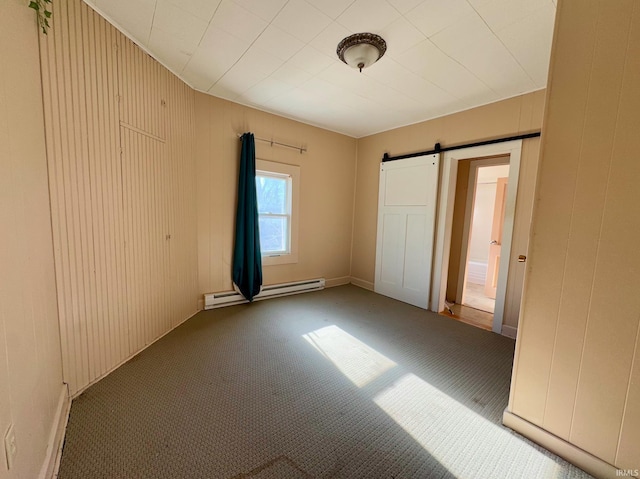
[232,133,262,301]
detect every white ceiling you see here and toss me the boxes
[84,0,556,138]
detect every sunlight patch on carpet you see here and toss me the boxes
[304,324,567,478]
[303,325,397,388]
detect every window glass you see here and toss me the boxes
[256,176,287,215]
[256,173,290,255]
[258,217,287,253]
[254,160,299,266]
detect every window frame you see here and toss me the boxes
[255,170,291,256]
[255,159,299,266]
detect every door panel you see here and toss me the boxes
[385,166,430,205]
[375,155,439,309]
[380,213,404,286]
[404,214,429,293]
[121,127,171,352]
[485,177,508,299]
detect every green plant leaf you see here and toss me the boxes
[28,0,52,34]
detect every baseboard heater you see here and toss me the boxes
[204,278,325,310]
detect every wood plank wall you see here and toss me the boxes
[510,0,640,469]
[40,0,198,396]
[502,137,540,334]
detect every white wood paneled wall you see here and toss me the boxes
[166,74,199,326]
[510,0,640,469]
[40,0,198,396]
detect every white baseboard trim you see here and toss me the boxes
[40,385,70,479]
[501,325,518,339]
[70,308,200,398]
[502,410,617,479]
[350,277,374,291]
[325,276,351,288]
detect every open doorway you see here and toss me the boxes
[441,158,510,330]
[431,139,523,336]
[462,163,510,312]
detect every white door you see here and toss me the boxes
[375,154,440,309]
[484,176,508,299]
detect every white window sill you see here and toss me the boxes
[262,252,298,266]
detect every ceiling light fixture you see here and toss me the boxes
[337,33,387,72]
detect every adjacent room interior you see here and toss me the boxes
[1,0,639,478]
[444,159,511,330]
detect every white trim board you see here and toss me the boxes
[503,411,617,478]
[40,385,70,479]
[501,325,518,339]
[431,140,522,335]
[325,276,351,288]
[350,277,374,291]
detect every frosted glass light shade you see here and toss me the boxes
[337,33,387,72]
[343,43,380,71]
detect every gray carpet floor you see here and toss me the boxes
[57,285,592,479]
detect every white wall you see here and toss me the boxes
[0,2,65,478]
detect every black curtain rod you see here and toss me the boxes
[237,134,306,154]
[381,131,541,162]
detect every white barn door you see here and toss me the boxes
[375,154,440,309]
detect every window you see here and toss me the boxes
[255,159,299,266]
[256,172,290,255]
